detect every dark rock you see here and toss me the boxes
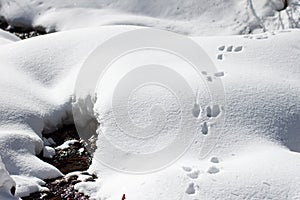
[22,125,96,200]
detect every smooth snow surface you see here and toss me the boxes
[0,0,299,35]
[0,26,299,199]
[0,29,20,44]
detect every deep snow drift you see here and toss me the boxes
[0,0,299,35]
[0,26,299,199]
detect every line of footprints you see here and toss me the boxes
[217,45,243,61]
[183,157,221,197]
[243,30,291,40]
[216,30,293,61]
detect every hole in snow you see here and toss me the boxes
[185,183,196,195]
[201,122,208,135]
[214,72,225,77]
[206,105,221,118]
[207,76,213,82]
[234,46,243,52]
[207,166,220,174]
[10,186,16,196]
[217,54,223,60]
[210,157,220,163]
[218,45,225,51]
[192,103,201,118]
[226,45,233,52]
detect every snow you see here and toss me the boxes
[0,0,299,35]
[11,176,48,198]
[43,146,55,158]
[73,28,299,200]
[42,137,56,146]
[0,25,299,199]
[0,157,17,200]
[55,139,78,150]
[0,29,20,44]
[0,1,299,199]
[74,181,102,199]
[81,145,300,200]
[0,26,137,198]
[65,171,95,182]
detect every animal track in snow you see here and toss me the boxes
[192,89,201,118]
[243,32,283,40]
[201,122,208,135]
[217,54,223,60]
[201,71,225,81]
[218,45,225,51]
[207,166,220,174]
[210,157,220,163]
[182,166,192,172]
[255,35,268,40]
[217,45,243,61]
[183,165,201,180]
[206,105,221,118]
[185,183,196,195]
[233,46,243,52]
[214,71,224,77]
[226,45,233,52]
[187,170,200,179]
[192,103,201,118]
[207,76,213,82]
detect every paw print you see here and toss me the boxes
[217,45,243,60]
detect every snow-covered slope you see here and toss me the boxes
[0,29,20,44]
[84,29,300,200]
[0,0,299,35]
[0,26,299,199]
[0,26,137,198]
